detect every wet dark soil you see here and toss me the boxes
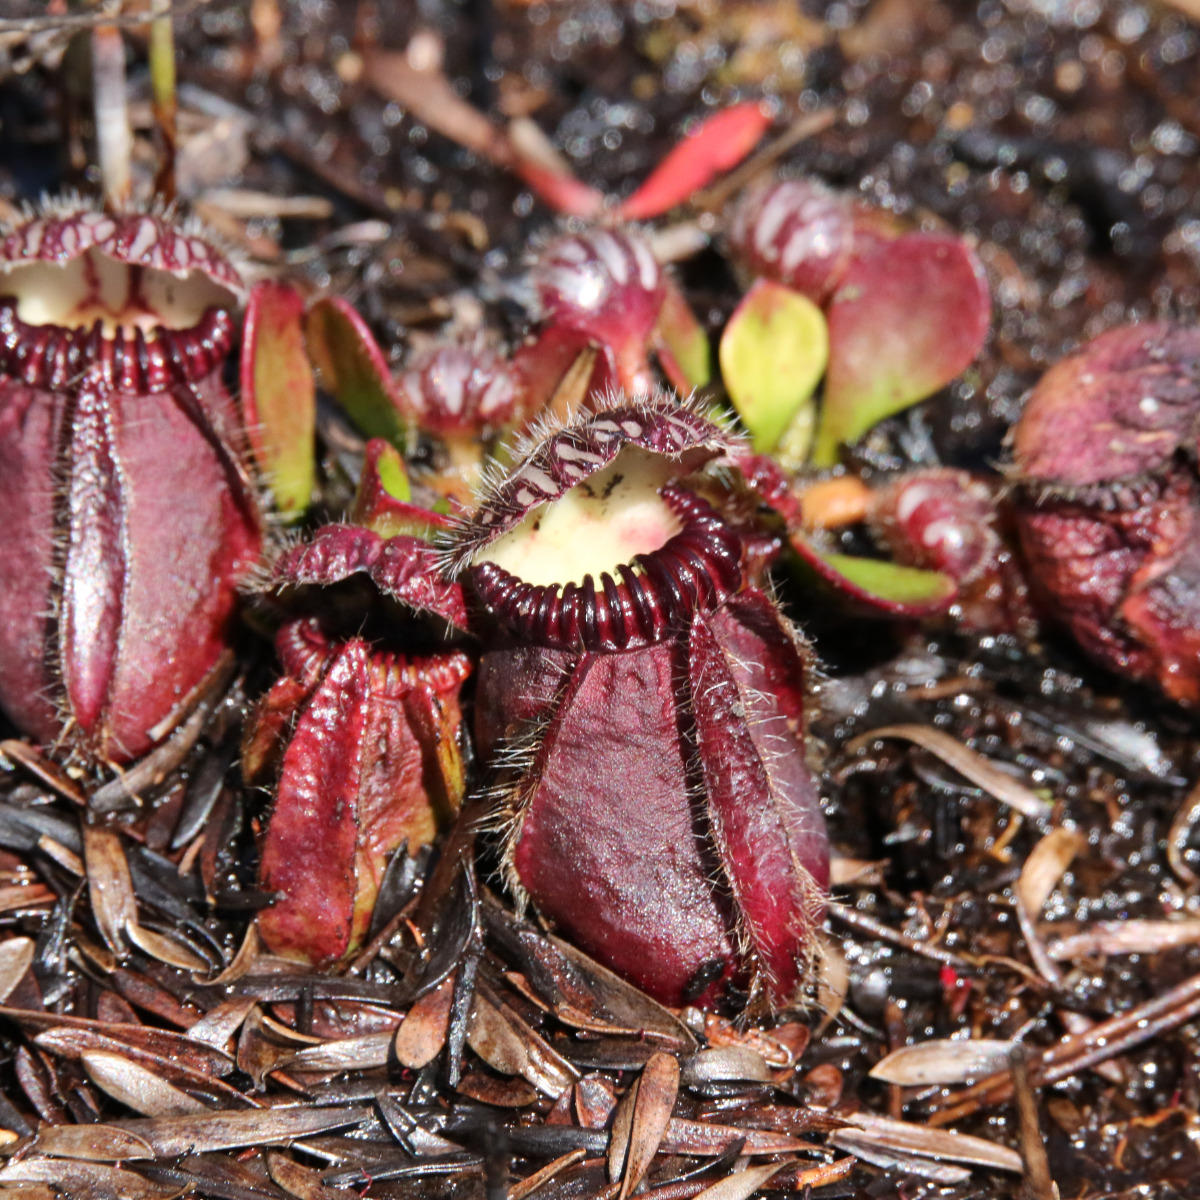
[2,2,1200,1198]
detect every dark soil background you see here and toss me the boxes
[2,2,1200,1199]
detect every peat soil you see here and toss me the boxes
[1,2,1200,1198]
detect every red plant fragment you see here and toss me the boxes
[614,102,771,222]
[871,468,1031,633]
[528,228,667,398]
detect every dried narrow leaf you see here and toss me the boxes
[846,724,1052,818]
[1046,919,1200,959]
[692,1161,791,1200]
[186,997,258,1050]
[37,1031,255,1108]
[508,1148,588,1200]
[1018,828,1084,915]
[661,1119,817,1157]
[0,1009,235,1076]
[125,922,209,972]
[267,1150,357,1199]
[283,1032,393,1073]
[33,1123,156,1161]
[82,824,137,954]
[35,1104,368,1160]
[81,1050,210,1117]
[236,1006,296,1088]
[681,1047,771,1087]
[869,1039,1017,1086]
[0,937,34,1003]
[828,1136,972,1184]
[467,990,576,1097]
[617,1052,679,1199]
[839,1111,1023,1172]
[0,1159,179,1200]
[394,971,455,1069]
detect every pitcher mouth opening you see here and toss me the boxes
[0,209,242,393]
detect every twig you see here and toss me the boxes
[829,904,976,972]
[1009,1046,1057,1200]
[92,19,132,209]
[930,969,1200,1123]
[149,0,177,200]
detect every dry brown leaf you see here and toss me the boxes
[869,1039,1017,1086]
[82,824,137,954]
[283,1032,393,1073]
[267,1149,358,1199]
[0,1158,178,1199]
[34,1104,368,1160]
[838,1111,1023,1172]
[692,1161,792,1200]
[1017,828,1084,915]
[1046,919,1200,960]
[617,1051,680,1199]
[0,937,34,1003]
[81,1050,210,1117]
[467,989,577,1097]
[125,923,209,973]
[394,972,455,1069]
[847,725,1052,818]
[186,997,258,1050]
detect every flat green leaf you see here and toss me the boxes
[719,279,827,454]
[812,232,991,466]
[304,296,408,449]
[791,532,956,616]
[240,281,315,520]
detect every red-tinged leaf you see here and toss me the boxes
[350,439,458,539]
[304,296,408,449]
[512,325,617,421]
[653,275,711,391]
[240,674,314,786]
[719,279,827,454]
[813,232,991,465]
[240,281,315,519]
[790,531,957,616]
[615,102,771,221]
[688,598,827,1007]
[512,156,606,218]
[510,648,737,1007]
[61,381,126,741]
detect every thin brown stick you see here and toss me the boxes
[1010,1046,1057,1200]
[930,969,1200,1123]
